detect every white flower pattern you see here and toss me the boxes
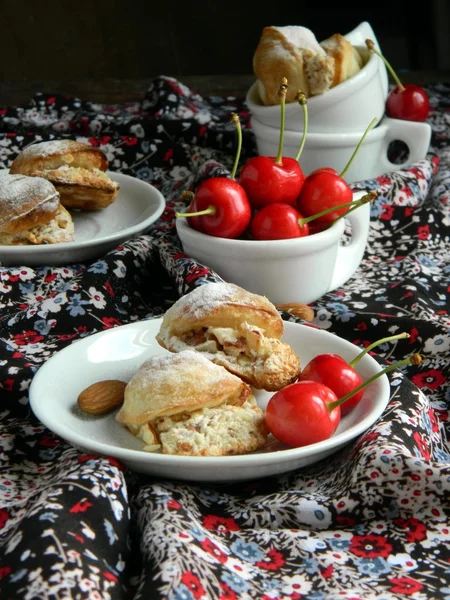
[0,76,448,600]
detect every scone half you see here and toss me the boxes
[34,166,120,211]
[156,282,301,391]
[0,173,74,245]
[9,139,108,174]
[10,140,120,210]
[116,350,268,456]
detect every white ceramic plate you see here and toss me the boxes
[0,170,166,267]
[29,319,390,482]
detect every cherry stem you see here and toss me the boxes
[294,91,308,162]
[365,39,405,93]
[331,191,377,224]
[175,205,215,218]
[230,113,242,180]
[339,117,378,179]
[297,192,375,227]
[349,332,410,368]
[327,353,423,412]
[275,78,288,166]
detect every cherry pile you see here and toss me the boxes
[176,79,377,241]
[265,332,420,448]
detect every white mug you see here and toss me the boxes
[246,21,389,134]
[176,192,370,305]
[250,116,432,184]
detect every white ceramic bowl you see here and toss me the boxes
[176,192,370,305]
[246,21,389,134]
[250,116,432,184]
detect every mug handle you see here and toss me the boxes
[378,117,432,172]
[328,194,370,292]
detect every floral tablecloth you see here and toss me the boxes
[0,77,449,600]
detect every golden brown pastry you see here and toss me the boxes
[156,282,301,391]
[0,173,74,245]
[253,25,364,105]
[9,140,119,211]
[320,33,364,87]
[253,25,334,103]
[116,350,268,456]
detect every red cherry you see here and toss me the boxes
[299,354,363,416]
[297,118,377,223]
[250,203,309,240]
[386,84,430,122]
[250,192,374,241]
[307,221,329,235]
[297,171,353,223]
[265,380,341,448]
[240,156,306,209]
[366,39,430,123]
[299,332,412,416]
[266,353,422,447]
[192,177,252,239]
[176,113,251,239]
[240,82,308,209]
[309,167,338,176]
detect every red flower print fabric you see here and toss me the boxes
[0,76,449,599]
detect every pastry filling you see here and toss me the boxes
[179,323,271,363]
[127,397,267,455]
[37,166,119,191]
[0,206,74,245]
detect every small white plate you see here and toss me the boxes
[0,171,166,266]
[29,319,390,482]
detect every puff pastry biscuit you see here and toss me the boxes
[320,33,364,87]
[0,173,74,245]
[156,282,301,391]
[253,25,364,105]
[10,140,119,211]
[116,350,268,456]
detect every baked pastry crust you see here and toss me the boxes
[33,166,120,211]
[9,140,108,174]
[253,26,315,104]
[320,33,364,87]
[9,140,119,211]
[0,173,74,245]
[117,350,252,426]
[253,25,364,105]
[115,349,268,456]
[0,205,74,245]
[156,282,301,391]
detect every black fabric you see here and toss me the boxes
[0,77,448,599]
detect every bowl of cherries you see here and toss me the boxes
[176,90,375,306]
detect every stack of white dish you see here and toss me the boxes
[246,22,431,183]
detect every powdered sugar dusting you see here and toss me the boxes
[265,40,296,62]
[170,282,265,320]
[17,140,90,158]
[130,349,240,390]
[36,166,119,189]
[273,25,325,55]
[0,173,59,228]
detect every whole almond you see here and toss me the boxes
[276,303,315,322]
[77,380,126,415]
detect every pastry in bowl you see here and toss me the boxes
[9,139,119,211]
[156,282,301,391]
[253,25,364,105]
[0,173,74,245]
[115,350,268,456]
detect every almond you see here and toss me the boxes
[276,303,315,322]
[77,380,127,415]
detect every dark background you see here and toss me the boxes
[1,0,449,104]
